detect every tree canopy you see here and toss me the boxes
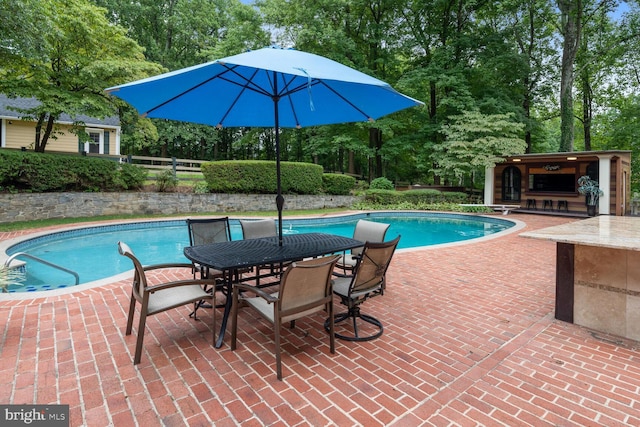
[2,0,639,189]
[0,0,164,152]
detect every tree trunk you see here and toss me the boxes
[582,74,592,151]
[369,128,383,179]
[558,0,582,152]
[34,114,56,153]
[523,77,532,154]
[34,115,44,152]
[348,151,355,175]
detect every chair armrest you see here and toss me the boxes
[233,282,278,303]
[142,262,195,272]
[146,278,217,294]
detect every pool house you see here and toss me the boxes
[485,150,632,216]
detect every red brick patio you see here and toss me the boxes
[1,213,639,426]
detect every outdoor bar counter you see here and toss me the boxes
[521,216,640,341]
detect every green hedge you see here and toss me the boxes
[363,188,470,205]
[201,160,324,194]
[322,173,356,195]
[0,150,146,192]
[402,189,468,204]
[362,189,404,205]
[370,177,394,190]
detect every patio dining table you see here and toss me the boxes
[184,232,363,347]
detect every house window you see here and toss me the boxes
[84,129,103,154]
[502,166,521,201]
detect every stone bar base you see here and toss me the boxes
[573,245,640,340]
[523,216,640,342]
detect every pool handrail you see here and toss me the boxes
[4,252,80,286]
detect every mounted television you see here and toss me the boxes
[528,166,576,193]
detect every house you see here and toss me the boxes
[485,150,632,216]
[0,94,120,155]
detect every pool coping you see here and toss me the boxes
[0,211,525,300]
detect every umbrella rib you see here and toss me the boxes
[142,75,221,117]
[220,65,273,98]
[276,77,326,127]
[317,80,375,121]
[216,67,265,126]
[139,65,262,117]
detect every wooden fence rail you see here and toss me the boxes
[87,153,207,174]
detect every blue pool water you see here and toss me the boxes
[5,212,514,292]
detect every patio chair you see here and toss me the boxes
[326,236,400,342]
[230,255,340,380]
[240,218,278,239]
[187,217,230,279]
[336,219,390,277]
[118,241,217,365]
[240,219,284,286]
[186,217,231,316]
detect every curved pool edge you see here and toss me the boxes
[1,211,524,300]
[395,214,525,253]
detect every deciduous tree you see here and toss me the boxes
[0,0,163,152]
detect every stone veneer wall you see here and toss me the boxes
[0,193,358,223]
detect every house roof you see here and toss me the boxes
[0,94,120,127]
[503,150,632,163]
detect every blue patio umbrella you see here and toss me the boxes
[106,46,423,244]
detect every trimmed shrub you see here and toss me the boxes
[361,188,471,208]
[370,177,394,190]
[201,160,323,194]
[115,163,147,190]
[362,189,404,205]
[0,150,122,192]
[322,173,356,195]
[402,189,468,204]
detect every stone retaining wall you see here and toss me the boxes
[0,192,358,223]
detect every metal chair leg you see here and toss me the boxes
[325,306,383,342]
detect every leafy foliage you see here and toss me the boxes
[0,150,144,192]
[114,163,147,190]
[369,177,395,190]
[0,0,164,152]
[434,111,527,184]
[3,0,640,192]
[577,175,604,205]
[354,188,475,212]
[322,173,356,195]
[155,170,179,193]
[201,160,323,194]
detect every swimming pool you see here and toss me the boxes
[3,212,519,293]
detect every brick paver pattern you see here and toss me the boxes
[1,214,639,426]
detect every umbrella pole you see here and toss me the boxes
[274,76,284,246]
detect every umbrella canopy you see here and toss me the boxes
[106,46,423,244]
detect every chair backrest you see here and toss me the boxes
[240,219,277,239]
[187,217,230,246]
[278,255,340,322]
[352,220,390,256]
[117,241,148,300]
[349,236,400,295]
